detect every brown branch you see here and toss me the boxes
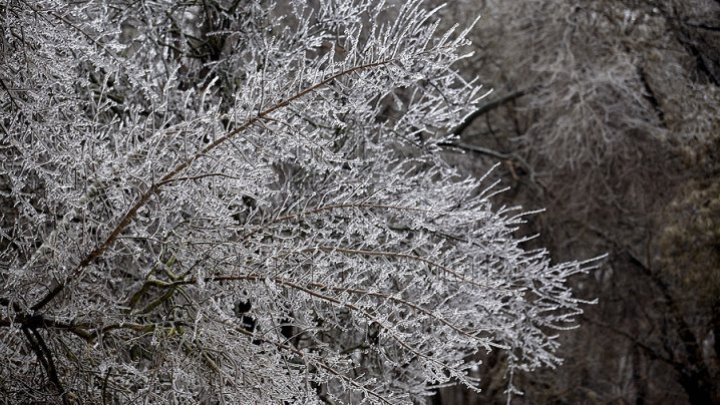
[1,313,94,341]
[439,142,511,160]
[113,272,491,341]
[304,283,485,340]
[155,172,243,186]
[0,77,19,110]
[30,58,395,311]
[438,141,546,196]
[451,88,530,136]
[239,203,433,243]
[308,246,502,291]
[22,327,69,405]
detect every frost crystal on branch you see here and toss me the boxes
[0,0,595,403]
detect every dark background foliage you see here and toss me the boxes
[434,0,720,403]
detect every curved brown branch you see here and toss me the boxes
[451,88,530,136]
[30,58,395,312]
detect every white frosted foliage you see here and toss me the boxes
[0,1,596,403]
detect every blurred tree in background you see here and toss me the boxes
[434,0,720,403]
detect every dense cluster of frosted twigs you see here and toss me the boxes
[0,0,595,403]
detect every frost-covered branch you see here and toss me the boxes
[0,0,596,403]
